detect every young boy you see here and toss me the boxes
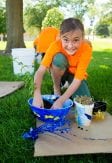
[33,26,59,58]
[33,18,92,109]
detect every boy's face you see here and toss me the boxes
[60,29,83,55]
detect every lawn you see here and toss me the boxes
[0,38,112,162]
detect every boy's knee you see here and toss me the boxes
[53,53,68,70]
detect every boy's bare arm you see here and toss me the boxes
[33,65,47,107]
[51,79,81,109]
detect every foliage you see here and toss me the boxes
[24,1,60,30]
[94,0,112,37]
[24,0,95,30]
[95,24,109,37]
[42,7,64,29]
[0,7,6,35]
[93,0,112,37]
[100,11,112,25]
[108,24,112,37]
[98,0,112,25]
[24,3,50,29]
[60,0,94,20]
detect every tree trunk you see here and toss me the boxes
[5,0,25,53]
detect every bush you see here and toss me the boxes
[95,24,109,37]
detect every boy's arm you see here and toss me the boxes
[51,78,81,109]
[33,65,47,107]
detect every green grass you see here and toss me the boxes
[0,38,112,162]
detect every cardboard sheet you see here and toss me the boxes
[71,112,112,140]
[0,81,24,98]
[34,112,112,156]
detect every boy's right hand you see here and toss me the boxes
[32,93,44,108]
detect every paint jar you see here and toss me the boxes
[74,100,94,127]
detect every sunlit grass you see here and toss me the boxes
[25,41,33,48]
[0,41,33,50]
[92,38,112,52]
[0,41,6,50]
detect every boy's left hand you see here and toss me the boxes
[51,99,63,109]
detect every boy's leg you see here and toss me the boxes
[72,80,91,99]
[50,53,68,95]
[61,72,91,98]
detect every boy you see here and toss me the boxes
[33,26,59,58]
[33,18,92,109]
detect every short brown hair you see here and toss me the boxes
[60,18,84,35]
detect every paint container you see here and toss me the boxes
[28,95,73,123]
[74,100,94,127]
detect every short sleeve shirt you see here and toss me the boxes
[41,39,92,80]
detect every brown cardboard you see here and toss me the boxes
[70,112,112,140]
[34,112,112,156]
[0,81,24,98]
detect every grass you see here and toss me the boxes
[0,38,112,162]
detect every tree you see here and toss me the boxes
[94,0,112,37]
[95,24,109,37]
[6,0,25,53]
[42,8,64,29]
[24,0,94,31]
[24,1,61,31]
[60,0,94,20]
[96,0,112,25]
[108,24,112,37]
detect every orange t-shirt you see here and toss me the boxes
[33,27,59,53]
[41,39,92,80]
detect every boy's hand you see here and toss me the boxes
[32,93,44,108]
[51,98,63,109]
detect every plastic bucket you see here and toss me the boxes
[74,101,94,127]
[28,95,73,123]
[12,48,35,75]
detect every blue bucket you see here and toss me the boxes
[28,95,73,123]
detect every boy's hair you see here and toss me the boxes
[60,18,84,35]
